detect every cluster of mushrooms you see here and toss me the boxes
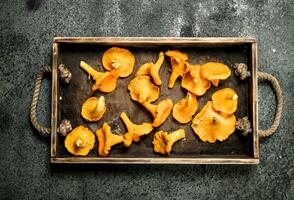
[64,47,238,156]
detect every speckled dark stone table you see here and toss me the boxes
[0,0,293,199]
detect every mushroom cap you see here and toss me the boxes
[93,70,120,93]
[96,123,124,157]
[212,88,238,114]
[165,50,189,88]
[181,63,211,96]
[165,50,188,61]
[64,125,95,156]
[102,47,135,77]
[191,101,236,143]
[81,96,106,122]
[144,99,173,127]
[152,129,185,155]
[200,62,231,80]
[120,112,153,147]
[172,92,198,123]
[128,76,160,103]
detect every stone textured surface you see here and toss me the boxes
[0,0,293,199]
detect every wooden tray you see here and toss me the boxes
[50,37,259,164]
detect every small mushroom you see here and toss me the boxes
[102,47,135,77]
[200,62,231,86]
[96,123,124,157]
[80,61,119,93]
[142,99,173,127]
[165,50,189,88]
[120,112,153,147]
[64,125,95,156]
[81,96,106,122]
[136,52,164,85]
[152,129,186,155]
[172,92,198,124]
[191,101,236,143]
[128,76,160,103]
[181,63,211,96]
[212,88,238,114]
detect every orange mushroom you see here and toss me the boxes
[81,96,106,122]
[200,62,231,87]
[191,101,236,143]
[152,129,186,155]
[120,112,153,147]
[128,76,160,103]
[212,88,238,114]
[136,52,164,85]
[64,125,95,156]
[142,99,173,127]
[80,61,119,93]
[102,47,135,77]
[165,50,189,88]
[181,63,211,96]
[172,92,198,123]
[96,123,124,157]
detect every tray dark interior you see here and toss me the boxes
[57,43,252,158]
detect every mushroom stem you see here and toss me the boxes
[166,129,185,154]
[80,61,105,81]
[75,138,86,148]
[142,102,157,117]
[111,60,120,69]
[154,52,164,71]
[90,96,105,115]
[120,112,133,131]
[232,94,238,100]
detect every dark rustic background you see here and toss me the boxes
[0,0,293,199]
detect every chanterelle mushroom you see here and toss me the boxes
[191,101,236,143]
[128,76,160,104]
[200,62,231,87]
[120,112,153,147]
[181,63,211,96]
[102,47,135,77]
[172,92,198,124]
[165,50,189,88]
[81,96,106,122]
[136,52,164,85]
[152,129,186,155]
[212,88,238,114]
[80,61,119,93]
[64,125,95,156]
[96,123,124,157]
[142,99,173,127]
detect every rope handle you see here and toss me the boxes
[30,65,72,137]
[235,63,283,138]
[257,72,283,137]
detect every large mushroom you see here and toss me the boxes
[200,62,231,87]
[96,123,124,157]
[64,125,95,156]
[212,88,238,115]
[152,129,186,155]
[172,92,198,124]
[181,63,211,96]
[80,61,119,93]
[102,47,135,77]
[81,96,106,122]
[136,52,164,85]
[128,76,160,104]
[165,50,189,88]
[191,101,236,143]
[142,99,173,127]
[120,112,153,147]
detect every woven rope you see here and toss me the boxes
[30,66,72,137]
[234,63,283,138]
